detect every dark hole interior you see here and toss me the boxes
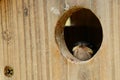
[64,8,103,56]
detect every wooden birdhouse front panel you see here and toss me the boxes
[0,0,120,80]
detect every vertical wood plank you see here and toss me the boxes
[0,0,120,80]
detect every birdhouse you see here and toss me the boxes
[0,0,119,80]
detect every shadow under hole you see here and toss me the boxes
[64,8,103,57]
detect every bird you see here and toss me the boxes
[72,42,93,61]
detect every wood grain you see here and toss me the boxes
[0,0,120,80]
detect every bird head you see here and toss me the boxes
[72,42,93,55]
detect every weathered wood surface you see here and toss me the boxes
[0,0,120,80]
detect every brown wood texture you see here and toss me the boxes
[0,0,120,80]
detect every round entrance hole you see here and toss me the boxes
[55,7,103,63]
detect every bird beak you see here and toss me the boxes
[72,46,79,52]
